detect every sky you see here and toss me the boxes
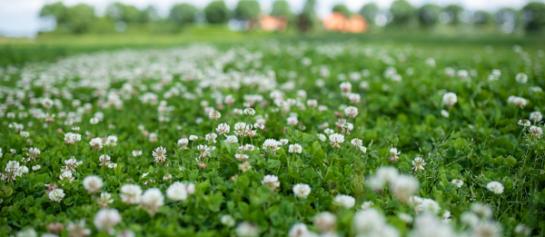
[0,0,538,37]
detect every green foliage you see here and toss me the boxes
[522,2,545,33]
[359,3,379,24]
[296,0,318,32]
[105,2,145,25]
[234,0,261,21]
[473,10,493,27]
[443,4,464,25]
[169,3,198,26]
[389,0,416,26]
[332,4,351,17]
[204,1,230,24]
[271,0,292,18]
[417,4,441,28]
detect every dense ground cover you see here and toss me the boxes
[0,36,544,236]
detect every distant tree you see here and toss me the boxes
[495,7,521,33]
[443,4,463,25]
[472,10,493,27]
[271,0,292,18]
[142,6,160,23]
[522,2,545,33]
[417,4,441,28]
[359,3,379,24]
[169,3,198,26]
[296,0,318,32]
[39,2,68,27]
[105,2,143,25]
[204,1,230,24]
[65,4,97,34]
[332,4,351,16]
[234,0,260,21]
[389,0,415,26]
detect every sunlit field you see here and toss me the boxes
[1,35,544,237]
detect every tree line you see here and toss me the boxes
[39,0,545,34]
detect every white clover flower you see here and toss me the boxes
[507,96,528,108]
[411,196,440,214]
[353,208,386,234]
[225,135,239,144]
[94,208,121,232]
[59,169,74,182]
[97,192,113,208]
[289,223,310,237]
[120,184,142,204]
[288,144,303,154]
[410,213,456,237]
[390,175,419,202]
[166,182,194,201]
[529,111,543,123]
[216,123,230,135]
[340,82,352,93]
[132,150,142,157]
[314,212,336,232]
[262,139,281,152]
[220,215,235,227]
[287,116,298,126]
[344,106,358,118]
[486,181,504,194]
[328,133,344,148]
[104,135,117,146]
[293,184,311,198]
[442,92,458,107]
[236,222,259,237]
[27,147,40,159]
[89,138,103,150]
[141,188,164,216]
[334,194,355,208]
[529,126,543,138]
[48,188,65,202]
[67,220,91,237]
[389,147,400,161]
[152,147,167,163]
[412,156,426,172]
[83,175,103,193]
[451,179,464,188]
[261,175,280,191]
[515,73,528,84]
[471,203,493,219]
[472,221,502,237]
[177,137,189,148]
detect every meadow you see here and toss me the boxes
[0,33,544,237]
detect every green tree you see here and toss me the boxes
[296,0,318,32]
[389,0,415,26]
[169,3,198,26]
[234,0,260,21]
[65,4,97,34]
[332,4,351,16]
[141,6,160,23]
[522,2,545,33]
[271,0,292,18]
[417,4,441,28]
[359,3,379,24]
[472,10,493,27]
[105,2,143,24]
[495,8,521,33]
[39,2,68,27]
[443,4,463,25]
[204,1,230,24]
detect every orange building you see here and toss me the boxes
[323,13,367,33]
[259,16,288,32]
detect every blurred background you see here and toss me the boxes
[2,0,545,37]
[0,0,544,64]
